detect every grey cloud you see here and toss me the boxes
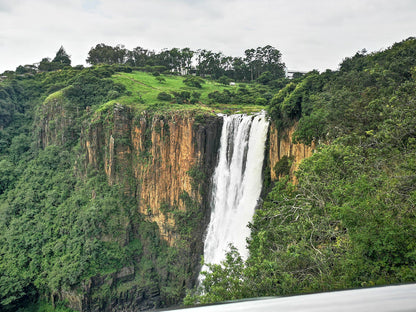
[82,0,101,12]
[1,0,416,73]
[0,0,12,12]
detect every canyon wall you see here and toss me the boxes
[39,100,223,311]
[268,121,315,182]
[83,104,223,244]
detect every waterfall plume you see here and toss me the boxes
[200,112,269,279]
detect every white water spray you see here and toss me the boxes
[200,112,269,278]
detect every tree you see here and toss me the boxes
[185,246,249,305]
[231,57,249,81]
[156,48,182,73]
[37,47,72,72]
[52,46,71,66]
[38,58,54,71]
[86,44,127,65]
[196,49,225,78]
[180,48,195,75]
[183,76,205,88]
[259,45,285,79]
[244,48,256,81]
[245,46,285,81]
[127,46,156,67]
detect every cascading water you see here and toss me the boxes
[199,111,269,279]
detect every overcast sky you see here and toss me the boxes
[1,0,415,73]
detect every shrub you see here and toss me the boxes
[155,76,166,84]
[190,91,201,104]
[183,76,205,88]
[273,155,293,177]
[217,75,231,85]
[107,90,120,100]
[255,97,268,106]
[208,90,232,103]
[157,92,172,101]
[171,91,190,104]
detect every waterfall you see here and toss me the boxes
[200,111,269,276]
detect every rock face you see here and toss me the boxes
[39,101,223,311]
[84,105,223,244]
[268,121,315,182]
[38,91,81,148]
[72,105,223,312]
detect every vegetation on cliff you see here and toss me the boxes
[186,37,416,304]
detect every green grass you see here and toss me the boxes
[103,71,265,114]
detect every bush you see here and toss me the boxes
[183,76,205,88]
[208,90,232,104]
[155,76,166,84]
[256,71,273,84]
[107,90,120,100]
[273,155,293,177]
[255,97,267,106]
[157,92,172,101]
[190,91,201,104]
[217,75,231,85]
[171,91,190,104]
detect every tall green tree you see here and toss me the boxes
[52,46,71,66]
[86,43,127,65]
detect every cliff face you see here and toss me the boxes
[82,105,222,312]
[39,99,312,244]
[84,105,222,244]
[268,121,314,182]
[38,90,86,149]
[39,100,223,311]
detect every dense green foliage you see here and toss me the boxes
[18,300,75,312]
[187,37,416,304]
[0,66,134,310]
[0,61,233,311]
[85,44,285,82]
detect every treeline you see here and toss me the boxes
[85,43,286,81]
[187,37,416,304]
[11,46,74,75]
[4,43,287,84]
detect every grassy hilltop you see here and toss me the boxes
[105,70,267,113]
